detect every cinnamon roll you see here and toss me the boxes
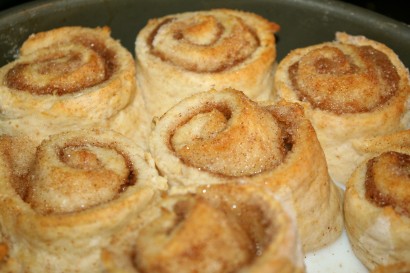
[0,26,150,148]
[102,184,305,273]
[135,9,280,118]
[0,129,167,273]
[149,88,343,252]
[274,32,410,185]
[344,130,410,270]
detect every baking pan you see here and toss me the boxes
[0,0,409,67]
[0,0,409,272]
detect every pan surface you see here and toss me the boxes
[0,0,409,67]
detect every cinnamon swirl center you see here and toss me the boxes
[5,37,116,95]
[169,92,286,176]
[133,193,275,273]
[365,151,410,216]
[24,138,136,215]
[289,44,400,114]
[148,12,260,72]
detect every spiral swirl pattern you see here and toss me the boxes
[0,26,150,147]
[148,13,260,73]
[170,90,285,177]
[0,26,132,117]
[0,129,167,272]
[275,32,410,185]
[344,131,410,270]
[136,9,280,118]
[288,44,400,114]
[24,131,141,214]
[6,41,114,95]
[103,185,305,273]
[150,88,343,252]
[365,152,410,216]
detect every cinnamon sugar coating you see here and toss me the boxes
[365,152,410,217]
[288,44,400,114]
[0,130,167,272]
[136,9,280,118]
[170,92,285,176]
[344,130,410,270]
[102,185,305,273]
[275,32,410,185]
[150,88,343,252]
[0,26,151,148]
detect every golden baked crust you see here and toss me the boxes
[344,130,410,270]
[149,88,343,252]
[274,32,410,185]
[102,184,306,273]
[0,129,167,273]
[135,9,280,118]
[0,26,150,148]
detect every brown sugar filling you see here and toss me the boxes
[169,97,291,177]
[133,194,275,273]
[22,141,136,215]
[288,44,400,114]
[147,15,260,73]
[58,142,137,194]
[5,36,116,95]
[365,151,410,217]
